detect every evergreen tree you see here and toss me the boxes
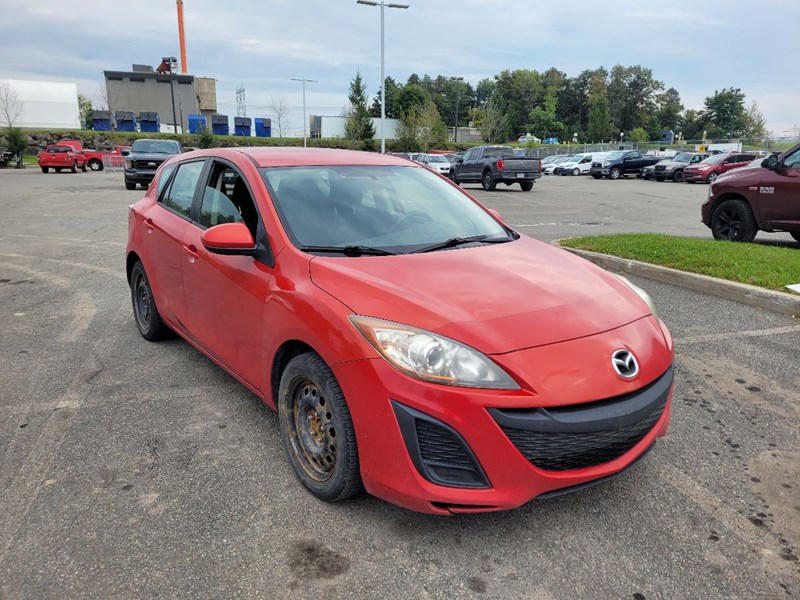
[344,70,376,142]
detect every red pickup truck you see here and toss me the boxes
[37,145,87,173]
[82,145,131,171]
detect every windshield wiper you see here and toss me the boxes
[410,235,510,254]
[300,245,397,256]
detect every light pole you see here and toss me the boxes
[291,78,317,147]
[357,0,409,153]
[450,76,463,142]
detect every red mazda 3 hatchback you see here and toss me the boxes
[126,148,674,514]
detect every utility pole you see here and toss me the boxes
[291,78,317,147]
[357,0,409,153]
[450,76,463,142]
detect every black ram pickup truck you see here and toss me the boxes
[452,146,541,191]
[124,139,183,190]
[590,150,663,180]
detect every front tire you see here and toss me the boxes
[707,171,719,183]
[592,174,602,179]
[711,199,757,242]
[672,170,685,183]
[88,159,103,171]
[130,261,170,341]
[125,180,137,190]
[572,167,580,176]
[520,181,534,191]
[482,170,497,191]
[609,167,621,180]
[41,166,48,173]
[655,177,665,182]
[278,352,362,502]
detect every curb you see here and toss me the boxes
[552,240,800,318]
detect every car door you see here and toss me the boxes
[180,159,272,392]
[758,147,800,229]
[624,151,641,173]
[457,148,474,181]
[579,155,593,173]
[141,160,205,325]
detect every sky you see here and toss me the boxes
[1,0,798,137]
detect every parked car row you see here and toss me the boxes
[37,140,131,174]
[643,151,765,184]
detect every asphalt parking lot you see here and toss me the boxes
[1,168,798,599]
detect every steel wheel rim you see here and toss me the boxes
[287,378,336,482]
[133,274,151,330]
[717,208,740,239]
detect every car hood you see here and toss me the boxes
[309,237,650,354]
[128,152,179,161]
[717,165,762,181]
[659,160,687,168]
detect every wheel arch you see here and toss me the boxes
[710,192,757,223]
[126,251,141,284]
[270,339,317,408]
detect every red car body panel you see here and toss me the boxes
[126,147,674,514]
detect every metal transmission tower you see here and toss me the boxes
[235,84,246,118]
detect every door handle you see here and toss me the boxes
[183,244,199,263]
[144,217,156,233]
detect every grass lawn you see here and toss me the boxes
[560,234,800,293]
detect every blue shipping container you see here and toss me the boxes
[188,114,207,134]
[255,118,272,138]
[211,114,229,136]
[139,112,160,133]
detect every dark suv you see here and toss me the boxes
[124,139,183,190]
[701,142,800,243]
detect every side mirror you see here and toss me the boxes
[201,222,257,255]
[456,157,463,163]
[762,155,779,170]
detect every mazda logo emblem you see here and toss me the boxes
[611,349,639,379]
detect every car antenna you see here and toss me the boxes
[238,131,251,147]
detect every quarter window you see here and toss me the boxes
[161,161,205,218]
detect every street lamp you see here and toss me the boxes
[450,76,463,142]
[290,78,317,147]
[357,0,409,153]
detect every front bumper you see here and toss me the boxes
[683,170,708,182]
[124,169,157,183]
[333,316,674,514]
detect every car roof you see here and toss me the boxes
[191,147,418,168]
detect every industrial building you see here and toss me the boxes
[103,65,217,133]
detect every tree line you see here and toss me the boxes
[343,64,770,147]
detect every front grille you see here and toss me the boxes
[591,162,602,168]
[655,165,666,171]
[491,366,672,472]
[499,404,664,471]
[134,159,164,170]
[416,420,474,469]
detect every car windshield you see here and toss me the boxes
[130,140,180,154]
[673,153,694,163]
[261,165,511,254]
[605,151,626,160]
[426,155,448,163]
[699,154,728,165]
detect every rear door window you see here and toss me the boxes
[160,160,205,218]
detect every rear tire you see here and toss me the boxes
[790,232,800,243]
[482,170,497,191]
[125,180,137,190]
[672,170,685,183]
[278,352,363,502]
[710,199,757,242]
[80,163,87,172]
[130,261,170,341]
[71,162,77,173]
[55,168,62,173]
[520,181,534,191]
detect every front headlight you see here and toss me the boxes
[615,275,659,320]
[350,315,519,389]
[602,161,610,167]
[125,160,134,169]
